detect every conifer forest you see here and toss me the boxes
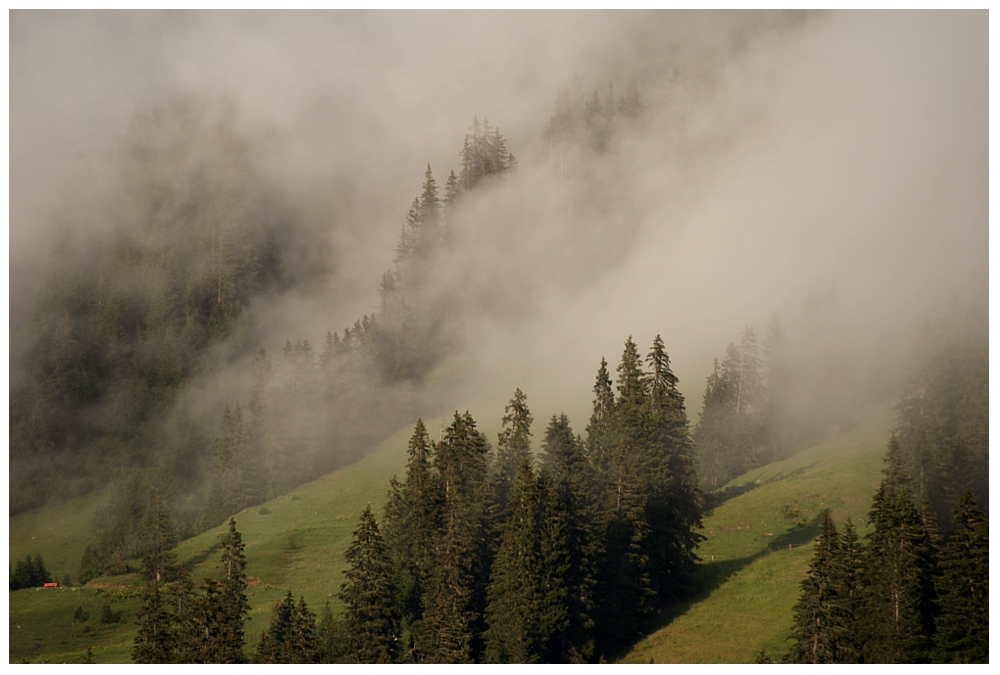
[9,11,987,664]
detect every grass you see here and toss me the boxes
[9,400,896,663]
[619,399,893,663]
[8,487,110,585]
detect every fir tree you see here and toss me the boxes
[169,566,201,662]
[339,504,400,663]
[495,388,534,508]
[787,510,845,663]
[214,518,250,663]
[132,580,175,663]
[933,491,988,663]
[140,489,177,582]
[422,412,494,663]
[585,357,614,474]
[484,459,541,663]
[281,596,322,663]
[538,415,598,662]
[860,439,936,663]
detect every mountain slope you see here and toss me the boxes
[621,400,893,663]
[9,401,894,663]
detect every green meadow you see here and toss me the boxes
[9,401,894,663]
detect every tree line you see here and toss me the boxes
[786,436,988,663]
[334,335,702,663]
[130,333,703,663]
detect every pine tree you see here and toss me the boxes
[787,510,844,663]
[213,518,250,663]
[381,420,441,638]
[831,516,864,662]
[495,388,534,508]
[132,579,175,663]
[169,566,201,662]
[592,338,654,657]
[140,489,177,582]
[538,415,598,662]
[933,491,988,663]
[484,459,541,663]
[281,596,322,663]
[253,591,294,662]
[644,335,703,602]
[339,504,400,663]
[585,357,614,475]
[422,412,494,663]
[859,439,935,663]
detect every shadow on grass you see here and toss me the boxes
[701,461,822,517]
[179,541,221,571]
[644,513,822,636]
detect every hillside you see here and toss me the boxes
[621,399,893,663]
[9,400,893,663]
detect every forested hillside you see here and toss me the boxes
[10,11,987,666]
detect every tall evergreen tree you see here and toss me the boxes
[132,579,175,663]
[422,412,494,663]
[381,419,441,640]
[169,566,201,663]
[538,414,598,662]
[495,388,534,508]
[585,357,614,475]
[140,489,177,582]
[339,504,400,663]
[787,510,846,663]
[644,335,703,602]
[860,439,935,663]
[484,459,542,663]
[216,518,250,663]
[933,491,988,663]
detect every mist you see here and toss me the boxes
[9,10,987,493]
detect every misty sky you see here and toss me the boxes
[9,11,987,436]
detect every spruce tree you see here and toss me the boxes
[495,388,534,508]
[132,580,175,663]
[483,459,541,663]
[860,439,935,663]
[422,412,494,663]
[538,416,598,663]
[281,596,322,663]
[933,491,988,663]
[381,419,441,639]
[339,504,400,663]
[831,516,864,662]
[585,357,614,476]
[215,518,250,662]
[169,566,201,662]
[787,510,844,663]
[140,489,177,582]
[644,335,702,602]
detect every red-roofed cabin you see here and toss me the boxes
[43,582,58,588]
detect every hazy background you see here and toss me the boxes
[10,10,987,443]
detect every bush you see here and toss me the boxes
[73,606,90,622]
[99,605,122,624]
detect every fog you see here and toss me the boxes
[10,10,987,464]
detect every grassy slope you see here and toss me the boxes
[9,488,109,584]
[9,400,894,664]
[620,400,893,663]
[8,424,413,664]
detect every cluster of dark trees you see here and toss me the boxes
[894,303,988,525]
[9,99,305,517]
[329,335,702,663]
[787,437,988,663]
[65,115,519,580]
[132,518,251,663]
[9,554,53,591]
[197,118,519,534]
